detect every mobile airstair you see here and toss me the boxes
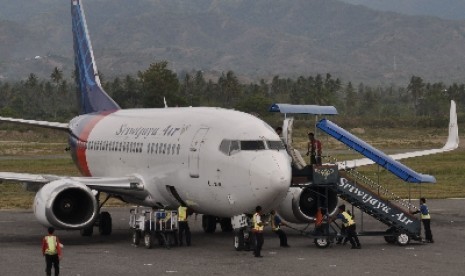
[269,103,430,245]
[316,119,434,244]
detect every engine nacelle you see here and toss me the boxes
[277,186,339,223]
[34,179,98,229]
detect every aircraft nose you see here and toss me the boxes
[249,152,291,208]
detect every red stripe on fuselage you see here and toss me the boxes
[76,111,116,176]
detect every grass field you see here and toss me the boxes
[0,126,464,209]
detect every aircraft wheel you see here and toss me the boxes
[80,226,93,237]
[314,238,330,248]
[144,232,153,249]
[202,215,217,233]
[99,211,112,235]
[220,218,233,232]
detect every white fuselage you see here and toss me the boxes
[69,107,292,217]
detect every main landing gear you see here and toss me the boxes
[80,192,113,237]
[202,215,233,233]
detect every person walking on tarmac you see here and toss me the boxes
[178,203,191,246]
[270,210,290,247]
[411,197,434,243]
[331,204,361,249]
[42,227,62,276]
[252,206,265,257]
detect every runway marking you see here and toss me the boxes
[0,221,15,223]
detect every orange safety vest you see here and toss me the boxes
[315,209,323,227]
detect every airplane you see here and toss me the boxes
[0,0,459,246]
[0,0,293,236]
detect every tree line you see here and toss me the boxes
[1,62,463,128]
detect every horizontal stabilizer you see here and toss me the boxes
[317,119,436,183]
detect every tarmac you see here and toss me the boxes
[1,199,464,276]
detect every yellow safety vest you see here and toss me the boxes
[253,213,264,232]
[341,212,355,227]
[421,213,431,219]
[178,206,187,222]
[421,205,431,220]
[45,236,57,255]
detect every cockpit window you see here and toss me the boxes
[267,140,286,150]
[240,140,266,151]
[219,139,283,155]
[230,140,240,153]
[219,140,230,155]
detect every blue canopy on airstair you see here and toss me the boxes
[317,119,436,183]
[269,103,338,115]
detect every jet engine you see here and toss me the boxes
[276,186,339,223]
[34,179,98,229]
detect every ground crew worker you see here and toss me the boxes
[252,205,265,257]
[306,132,322,165]
[331,204,361,249]
[411,197,434,243]
[336,210,353,245]
[178,203,191,246]
[270,210,290,247]
[42,227,62,276]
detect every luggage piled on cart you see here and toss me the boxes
[129,208,179,249]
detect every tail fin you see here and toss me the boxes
[71,0,120,114]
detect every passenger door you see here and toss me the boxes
[188,128,209,178]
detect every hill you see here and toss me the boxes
[1,0,465,85]
[339,0,465,20]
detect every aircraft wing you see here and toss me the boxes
[336,100,459,170]
[0,116,69,130]
[0,172,144,193]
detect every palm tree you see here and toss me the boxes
[50,67,63,119]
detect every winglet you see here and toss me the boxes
[334,100,459,174]
[442,100,459,151]
[71,0,120,114]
